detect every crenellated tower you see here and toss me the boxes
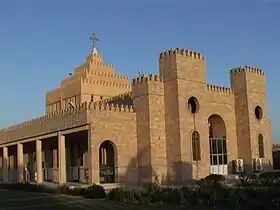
[132,74,167,184]
[159,48,209,182]
[230,66,273,172]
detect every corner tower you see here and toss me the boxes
[132,74,167,184]
[230,66,273,172]
[159,48,209,182]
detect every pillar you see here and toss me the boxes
[36,140,43,183]
[53,149,58,168]
[73,144,78,167]
[2,147,8,183]
[58,133,66,184]
[17,143,23,183]
[88,127,99,184]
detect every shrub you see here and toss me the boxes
[0,182,52,193]
[0,182,106,199]
[259,171,280,179]
[107,188,141,202]
[83,184,106,199]
[69,187,85,196]
[107,185,280,208]
[204,174,225,182]
[56,185,70,194]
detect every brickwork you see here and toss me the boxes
[0,46,273,185]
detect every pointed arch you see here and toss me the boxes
[258,134,265,158]
[192,131,201,161]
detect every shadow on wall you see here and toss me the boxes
[273,150,280,169]
[118,146,193,187]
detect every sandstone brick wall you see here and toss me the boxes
[45,51,131,114]
[87,108,137,184]
[132,75,167,184]
[0,47,273,185]
[231,67,273,172]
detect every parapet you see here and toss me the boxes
[85,69,129,80]
[83,78,131,89]
[0,101,135,140]
[87,102,134,113]
[132,74,164,85]
[230,65,264,76]
[206,84,233,95]
[159,48,204,61]
[100,91,132,102]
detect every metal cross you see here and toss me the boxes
[89,33,99,53]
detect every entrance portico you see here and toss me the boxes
[0,125,98,185]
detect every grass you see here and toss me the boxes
[0,189,201,210]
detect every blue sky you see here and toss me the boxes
[0,0,279,141]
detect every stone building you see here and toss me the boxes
[0,37,273,186]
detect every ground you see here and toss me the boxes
[0,189,193,210]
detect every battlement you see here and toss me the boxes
[75,62,114,72]
[99,91,133,106]
[61,75,81,87]
[206,84,233,94]
[82,78,131,89]
[85,69,129,80]
[100,91,132,103]
[132,74,163,85]
[87,101,134,113]
[0,101,135,137]
[230,65,264,75]
[159,48,204,61]
[88,62,114,69]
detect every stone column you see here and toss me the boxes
[58,132,66,184]
[17,143,23,183]
[88,127,99,184]
[36,140,43,183]
[73,144,78,167]
[2,147,8,183]
[52,147,58,182]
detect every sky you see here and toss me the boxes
[0,0,280,141]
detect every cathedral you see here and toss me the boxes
[0,34,273,185]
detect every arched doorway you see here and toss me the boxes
[99,140,116,183]
[208,114,228,175]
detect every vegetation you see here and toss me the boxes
[0,182,106,199]
[107,183,280,209]
[2,173,280,209]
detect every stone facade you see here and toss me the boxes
[0,46,273,185]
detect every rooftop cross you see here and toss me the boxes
[89,33,99,54]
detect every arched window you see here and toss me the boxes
[192,131,201,161]
[208,114,228,166]
[258,134,265,158]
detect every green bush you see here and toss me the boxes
[0,182,104,199]
[259,171,280,179]
[69,187,85,196]
[56,185,70,194]
[204,174,225,182]
[107,185,280,208]
[0,182,53,193]
[83,184,106,199]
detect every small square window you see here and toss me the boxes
[91,95,94,102]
